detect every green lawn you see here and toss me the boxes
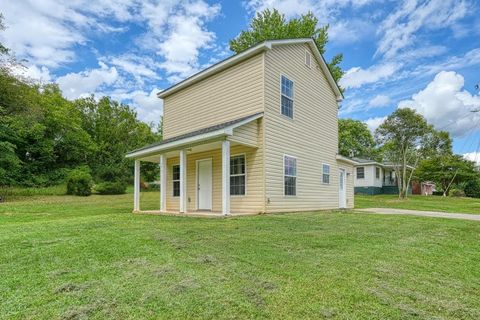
[1,193,480,319]
[355,194,480,214]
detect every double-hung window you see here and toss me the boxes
[322,164,330,184]
[376,167,380,179]
[284,155,297,196]
[172,165,180,197]
[357,167,365,179]
[281,75,294,118]
[230,155,246,196]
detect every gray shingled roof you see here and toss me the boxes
[352,157,377,164]
[127,112,263,155]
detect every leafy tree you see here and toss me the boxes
[465,178,480,198]
[338,119,376,159]
[229,9,344,83]
[375,108,434,199]
[74,96,161,184]
[416,155,478,196]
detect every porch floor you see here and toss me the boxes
[135,210,260,218]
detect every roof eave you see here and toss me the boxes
[157,38,343,101]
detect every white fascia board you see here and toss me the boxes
[126,129,229,159]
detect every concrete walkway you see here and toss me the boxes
[357,208,480,221]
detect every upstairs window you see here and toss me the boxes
[172,165,180,197]
[322,164,330,184]
[357,167,365,179]
[230,155,246,196]
[305,50,312,68]
[284,155,297,196]
[281,75,294,118]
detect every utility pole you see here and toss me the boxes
[473,84,479,113]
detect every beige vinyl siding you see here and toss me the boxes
[263,44,342,212]
[163,53,265,139]
[165,143,264,214]
[228,119,260,147]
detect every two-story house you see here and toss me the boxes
[126,38,356,216]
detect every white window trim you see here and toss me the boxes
[305,49,312,68]
[356,166,365,179]
[279,74,294,120]
[322,163,330,184]
[375,166,381,180]
[172,163,180,197]
[283,154,297,197]
[230,153,247,197]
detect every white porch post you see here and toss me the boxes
[179,149,187,213]
[159,154,166,212]
[222,140,230,215]
[133,159,140,212]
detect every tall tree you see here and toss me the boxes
[375,108,434,199]
[338,119,376,159]
[229,9,344,83]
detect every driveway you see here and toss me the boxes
[357,208,480,221]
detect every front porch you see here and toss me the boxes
[126,113,264,216]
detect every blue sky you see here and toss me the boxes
[1,0,480,161]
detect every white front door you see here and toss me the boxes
[339,169,347,208]
[197,159,212,210]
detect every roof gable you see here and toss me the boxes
[157,38,343,101]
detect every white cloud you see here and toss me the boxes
[339,63,399,89]
[109,88,163,123]
[0,1,85,67]
[328,19,376,45]
[11,64,52,83]
[376,0,469,59]
[245,0,373,20]
[364,116,387,132]
[107,54,160,84]
[123,0,222,82]
[413,48,480,76]
[57,62,119,99]
[369,95,391,107]
[398,71,480,137]
[463,152,480,166]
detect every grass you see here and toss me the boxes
[0,184,67,200]
[356,194,480,214]
[1,193,480,319]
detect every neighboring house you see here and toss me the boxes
[126,38,355,216]
[353,158,412,195]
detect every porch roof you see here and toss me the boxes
[126,112,263,159]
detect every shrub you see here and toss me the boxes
[432,191,444,196]
[66,169,93,196]
[465,179,480,198]
[448,188,465,197]
[95,181,127,195]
